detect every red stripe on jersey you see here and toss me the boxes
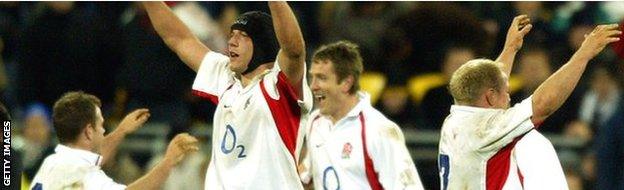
[260,71,302,162]
[486,137,521,190]
[360,112,384,190]
[518,167,524,188]
[192,90,219,104]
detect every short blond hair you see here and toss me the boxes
[448,59,505,105]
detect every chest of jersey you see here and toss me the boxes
[212,82,278,160]
[308,118,368,189]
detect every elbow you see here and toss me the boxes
[531,95,555,121]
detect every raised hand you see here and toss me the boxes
[164,133,200,165]
[117,108,150,135]
[576,24,622,60]
[503,15,533,52]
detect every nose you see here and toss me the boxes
[310,77,320,91]
[228,36,237,47]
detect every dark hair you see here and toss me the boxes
[52,91,101,143]
[312,41,364,94]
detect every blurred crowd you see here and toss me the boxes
[1,1,623,189]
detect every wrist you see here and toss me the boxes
[571,50,593,63]
[114,125,131,136]
[161,156,177,168]
[502,45,519,53]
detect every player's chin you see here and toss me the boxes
[229,64,245,74]
[318,106,329,115]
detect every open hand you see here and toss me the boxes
[503,15,533,52]
[577,24,622,60]
[164,133,199,165]
[117,108,150,134]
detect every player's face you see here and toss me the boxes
[310,60,348,116]
[91,107,106,153]
[228,29,254,74]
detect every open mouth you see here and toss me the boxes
[230,51,240,58]
[314,94,326,102]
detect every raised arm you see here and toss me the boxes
[99,109,150,168]
[269,1,306,96]
[531,24,621,124]
[142,2,209,72]
[127,133,199,190]
[495,15,533,76]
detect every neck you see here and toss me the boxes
[239,63,273,87]
[63,141,93,152]
[330,93,360,124]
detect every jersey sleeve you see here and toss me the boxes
[367,122,425,190]
[261,58,313,113]
[475,97,535,152]
[192,51,234,104]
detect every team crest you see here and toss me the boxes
[342,142,353,159]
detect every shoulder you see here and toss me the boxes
[363,107,404,142]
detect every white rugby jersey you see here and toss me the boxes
[514,130,568,189]
[438,97,536,190]
[29,145,126,190]
[300,92,424,190]
[192,51,313,189]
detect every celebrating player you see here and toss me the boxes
[299,41,424,190]
[30,91,199,190]
[438,12,621,189]
[143,1,312,189]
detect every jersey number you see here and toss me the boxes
[32,183,42,190]
[438,154,450,190]
[323,166,340,190]
[220,125,247,158]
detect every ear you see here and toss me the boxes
[484,88,496,107]
[84,124,94,141]
[340,76,355,94]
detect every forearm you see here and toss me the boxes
[143,2,196,49]
[269,1,305,58]
[142,1,208,71]
[495,47,518,76]
[100,129,128,168]
[126,158,175,190]
[532,53,590,122]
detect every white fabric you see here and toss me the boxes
[193,51,312,190]
[29,145,126,190]
[514,130,569,190]
[300,92,424,190]
[438,97,535,190]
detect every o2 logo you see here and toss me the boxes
[220,125,247,158]
[323,166,340,190]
